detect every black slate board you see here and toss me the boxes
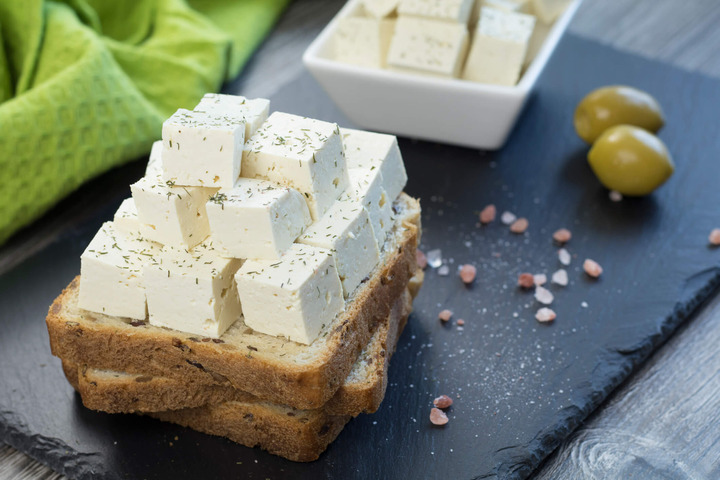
[2,34,720,480]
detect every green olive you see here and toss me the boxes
[574,86,665,144]
[588,125,674,196]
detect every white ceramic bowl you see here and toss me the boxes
[303,0,582,150]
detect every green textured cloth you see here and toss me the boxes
[0,0,289,245]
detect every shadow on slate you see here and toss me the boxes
[1,33,720,479]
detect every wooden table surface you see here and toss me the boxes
[3,0,720,478]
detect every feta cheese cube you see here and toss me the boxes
[297,199,380,298]
[113,198,153,238]
[130,174,217,248]
[146,141,163,177]
[194,94,270,140]
[334,17,395,69]
[398,0,475,24]
[206,178,311,260]
[530,0,570,23]
[242,112,349,220]
[463,7,535,85]
[482,0,531,14]
[144,241,243,338]
[235,244,344,345]
[343,168,393,248]
[363,0,400,18]
[78,222,160,320]
[162,108,245,189]
[341,128,407,200]
[387,17,469,78]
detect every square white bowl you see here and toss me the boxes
[303,0,582,150]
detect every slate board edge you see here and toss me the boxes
[511,266,720,479]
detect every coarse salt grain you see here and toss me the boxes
[552,269,568,286]
[534,273,547,286]
[518,273,534,289]
[583,259,603,278]
[433,395,453,408]
[609,190,623,202]
[457,319,465,326]
[501,211,517,225]
[535,308,556,323]
[438,265,450,276]
[416,249,428,269]
[459,264,477,284]
[510,218,529,234]
[479,204,496,224]
[426,249,442,268]
[438,309,453,322]
[553,228,572,244]
[558,248,571,266]
[534,285,554,305]
[709,229,720,246]
[430,407,449,426]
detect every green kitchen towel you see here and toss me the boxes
[0,0,289,246]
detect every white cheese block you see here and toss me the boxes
[530,0,570,23]
[397,0,475,23]
[386,17,469,78]
[341,128,407,200]
[482,0,531,14]
[343,168,393,248]
[194,94,270,140]
[113,198,153,238]
[297,199,380,298]
[235,244,344,345]
[206,178,312,260]
[146,141,163,177]
[463,7,535,85]
[334,17,395,69]
[242,112,349,221]
[363,0,400,18]
[161,108,245,189]
[78,222,160,320]
[144,240,243,338]
[130,174,217,248]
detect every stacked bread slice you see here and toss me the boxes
[46,94,422,461]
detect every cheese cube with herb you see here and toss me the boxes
[130,175,217,248]
[343,168,393,248]
[144,241,243,338]
[397,0,475,24]
[235,244,344,345]
[387,17,469,78]
[463,7,535,85]
[162,108,245,189]
[206,179,311,260]
[530,0,570,23]
[78,222,159,320]
[146,141,163,177]
[194,94,270,140]
[363,0,400,18]
[341,128,407,200]
[334,17,395,69]
[297,199,380,298]
[113,198,153,238]
[242,112,349,220]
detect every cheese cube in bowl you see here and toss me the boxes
[303,0,583,149]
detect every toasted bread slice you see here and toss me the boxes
[47,194,420,410]
[65,285,416,415]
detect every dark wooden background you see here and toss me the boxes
[3,0,720,478]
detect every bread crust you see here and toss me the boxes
[47,194,420,410]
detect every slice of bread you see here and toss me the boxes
[61,360,349,462]
[65,286,416,416]
[47,194,420,410]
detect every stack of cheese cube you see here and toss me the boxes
[333,0,571,86]
[78,93,407,345]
